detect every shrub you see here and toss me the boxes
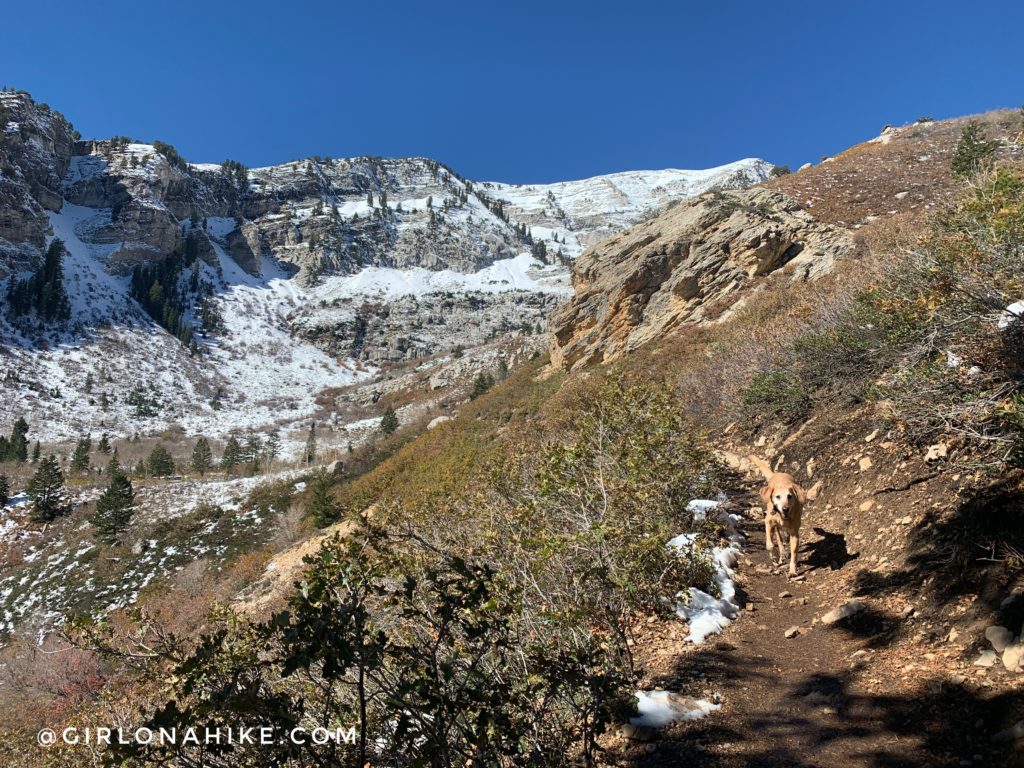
[91,526,629,767]
[84,371,727,767]
[744,165,1024,461]
[741,369,811,423]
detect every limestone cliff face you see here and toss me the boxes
[549,188,854,370]
[0,91,75,272]
[1,91,772,284]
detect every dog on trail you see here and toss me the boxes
[748,456,806,577]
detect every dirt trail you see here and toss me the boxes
[622,480,1021,768]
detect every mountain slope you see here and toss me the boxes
[0,90,773,449]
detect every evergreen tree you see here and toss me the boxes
[380,407,399,436]
[471,372,495,399]
[27,455,66,522]
[0,475,8,507]
[97,433,112,454]
[951,121,1000,178]
[147,444,175,477]
[306,469,339,527]
[3,418,29,462]
[70,436,92,474]
[90,456,135,544]
[31,441,40,463]
[221,436,243,472]
[264,430,281,472]
[191,437,213,476]
[243,431,263,472]
[5,239,72,324]
[304,423,317,466]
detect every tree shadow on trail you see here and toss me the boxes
[803,527,859,573]
[850,471,1024,619]
[629,639,1024,768]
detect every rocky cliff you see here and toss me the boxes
[549,188,854,370]
[1,91,775,284]
[0,91,76,272]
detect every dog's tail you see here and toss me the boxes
[746,454,774,481]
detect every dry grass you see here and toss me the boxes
[766,109,1023,229]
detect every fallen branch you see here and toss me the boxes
[871,471,939,496]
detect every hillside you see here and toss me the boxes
[546,111,1024,766]
[1,98,1023,768]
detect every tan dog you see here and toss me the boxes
[749,456,806,577]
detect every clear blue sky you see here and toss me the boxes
[3,1,1022,183]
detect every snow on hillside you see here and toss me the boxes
[0,206,561,449]
[309,252,569,301]
[1,142,771,450]
[484,159,774,256]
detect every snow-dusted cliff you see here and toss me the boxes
[0,90,773,446]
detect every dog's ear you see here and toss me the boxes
[795,483,807,506]
[759,483,771,506]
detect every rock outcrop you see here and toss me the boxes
[0,91,76,272]
[549,188,854,370]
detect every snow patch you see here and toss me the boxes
[671,498,745,645]
[630,691,720,727]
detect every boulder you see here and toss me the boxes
[821,600,865,626]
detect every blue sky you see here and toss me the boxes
[3,1,1022,183]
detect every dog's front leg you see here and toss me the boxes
[765,515,775,559]
[775,530,786,565]
[789,531,799,577]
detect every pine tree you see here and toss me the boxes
[380,407,399,436]
[31,441,40,462]
[90,456,135,544]
[97,433,112,454]
[0,475,8,508]
[951,121,1000,178]
[471,372,495,399]
[27,455,66,522]
[147,444,175,477]
[306,469,339,527]
[304,423,317,466]
[191,437,213,476]
[4,418,29,462]
[264,430,281,472]
[221,436,243,472]
[70,436,92,474]
[243,431,263,472]
[5,239,71,324]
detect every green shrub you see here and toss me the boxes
[741,369,811,422]
[93,526,629,767]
